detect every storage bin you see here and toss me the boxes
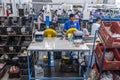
[0,27,7,35]
[19,36,32,47]
[0,36,9,46]
[92,63,99,80]
[19,56,28,63]
[7,36,21,46]
[12,27,21,35]
[95,43,120,70]
[110,22,120,34]
[99,26,120,48]
[102,21,112,27]
[114,49,120,60]
[20,69,28,75]
[20,75,28,80]
[19,62,28,69]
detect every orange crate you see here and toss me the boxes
[95,43,120,70]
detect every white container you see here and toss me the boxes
[34,65,44,78]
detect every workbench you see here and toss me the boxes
[27,37,90,80]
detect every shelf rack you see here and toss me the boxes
[0,16,34,55]
[90,30,120,79]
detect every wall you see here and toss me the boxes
[1,0,32,16]
[32,0,52,13]
[107,0,115,4]
[52,0,103,4]
[1,0,19,16]
[51,0,104,11]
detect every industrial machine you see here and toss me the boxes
[34,31,44,42]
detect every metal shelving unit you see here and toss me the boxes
[0,16,34,55]
[91,30,120,79]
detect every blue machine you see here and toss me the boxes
[34,31,44,42]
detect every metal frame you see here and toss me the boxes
[27,46,90,80]
[90,30,106,79]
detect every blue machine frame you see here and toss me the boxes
[27,49,91,80]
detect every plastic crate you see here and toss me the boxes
[102,21,120,34]
[20,69,28,75]
[112,71,120,80]
[92,63,99,80]
[5,46,21,53]
[0,36,9,46]
[95,43,120,70]
[102,21,112,27]
[20,75,28,80]
[12,27,22,35]
[115,49,120,60]
[19,56,29,63]
[99,26,120,48]
[19,56,31,63]
[0,27,7,35]
[19,62,28,69]
[7,36,21,46]
[19,37,32,47]
[110,22,120,34]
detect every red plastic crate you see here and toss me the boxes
[110,22,120,34]
[102,21,112,27]
[92,63,99,80]
[114,49,120,60]
[99,26,120,48]
[112,71,120,80]
[112,22,120,34]
[95,43,120,70]
[102,21,120,34]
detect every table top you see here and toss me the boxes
[27,38,90,51]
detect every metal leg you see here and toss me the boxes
[78,51,79,59]
[86,50,91,80]
[99,45,106,79]
[90,31,97,67]
[88,50,91,67]
[27,51,31,80]
[101,45,106,68]
[48,51,51,66]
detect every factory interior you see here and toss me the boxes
[0,0,120,80]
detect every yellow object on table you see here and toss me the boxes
[44,28,56,37]
[66,28,77,36]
